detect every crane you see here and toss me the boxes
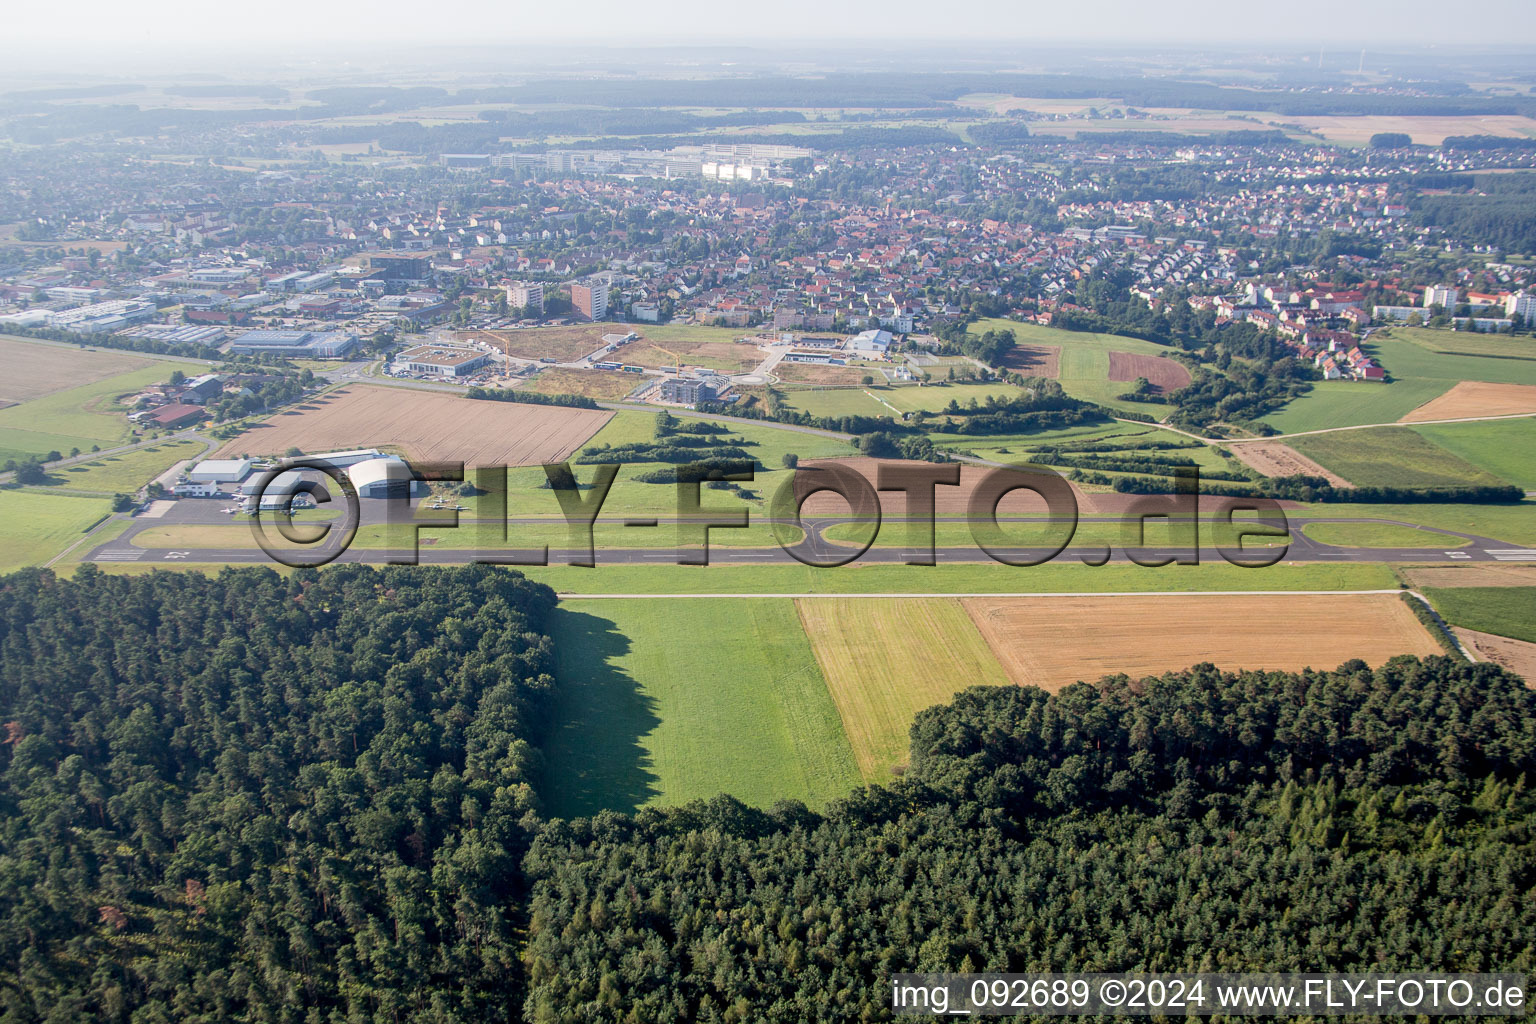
[653,346,685,374]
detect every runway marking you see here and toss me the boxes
[94,549,146,561]
[1486,549,1536,561]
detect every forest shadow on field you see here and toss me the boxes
[540,607,662,817]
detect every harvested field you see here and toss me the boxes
[961,593,1441,692]
[1282,114,1536,147]
[214,385,612,466]
[1402,565,1536,589]
[1398,381,1536,423]
[795,598,1011,781]
[774,362,871,385]
[520,367,639,401]
[471,326,610,362]
[1000,344,1060,377]
[1454,628,1536,685]
[1107,350,1191,393]
[1228,440,1353,487]
[0,337,150,405]
[624,339,761,373]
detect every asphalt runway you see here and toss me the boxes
[84,499,1533,569]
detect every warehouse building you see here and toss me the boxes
[227,329,358,359]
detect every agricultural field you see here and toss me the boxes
[213,385,613,467]
[795,598,1012,781]
[1227,440,1352,486]
[1106,350,1191,393]
[0,357,194,464]
[774,386,890,418]
[519,367,640,401]
[540,599,861,815]
[1288,426,1509,489]
[0,337,149,406]
[998,344,1059,377]
[1423,587,1536,645]
[1411,417,1536,489]
[961,593,1441,691]
[969,318,1180,418]
[43,438,206,494]
[1400,382,1536,423]
[1264,328,1536,434]
[0,490,114,572]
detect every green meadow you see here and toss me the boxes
[540,598,861,815]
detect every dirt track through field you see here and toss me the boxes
[1399,381,1536,423]
[215,385,612,466]
[1228,440,1353,487]
[961,593,1441,691]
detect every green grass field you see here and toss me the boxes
[1289,427,1507,488]
[1412,418,1536,490]
[1263,379,1452,434]
[0,361,192,463]
[1423,587,1536,644]
[1300,521,1470,549]
[1287,501,1536,547]
[970,318,1184,419]
[514,559,1399,596]
[540,598,861,815]
[1264,327,1536,434]
[0,490,114,572]
[43,438,206,494]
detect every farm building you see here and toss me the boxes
[141,403,206,428]
[228,329,359,359]
[395,345,492,377]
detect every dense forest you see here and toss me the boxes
[0,565,556,1022]
[523,657,1536,1021]
[1,568,1532,1022]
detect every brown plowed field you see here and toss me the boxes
[1398,381,1536,422]
[1454,628,1536,686]
[1228,441,1353,487]
[1402,565,1536,588]
[961,593,1440,692]
[1001,344,1060,377]
[0,337,149,405]
[215,385,612,467]
[1107,351,1191,393]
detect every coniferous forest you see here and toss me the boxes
[0,566,1532,1023]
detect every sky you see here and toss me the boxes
[9,0,1536,53]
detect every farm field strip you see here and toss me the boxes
[961,593,1443,692]
[795,598,1012,781]
[0,337,152,405]
[214,384,613,466]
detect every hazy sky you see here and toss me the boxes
[10,0,1536,53]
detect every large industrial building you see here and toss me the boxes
[227,329,359,359]
[394,345,492,377]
